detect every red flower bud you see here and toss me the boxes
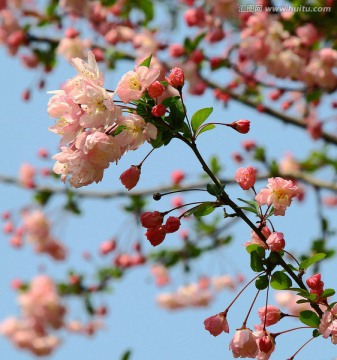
[166,67,185,88]
[229,119,250,134]
[145,227,166,246]
[259,335,273,353]
[164,217,180,233]
[151,104,166,117]
[140,211,163,228]
[148,81,165,99]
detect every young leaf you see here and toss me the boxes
[321,288,335,298]
[139,54,152,67]
[184,203,215,218]
[191,107,213,133]
[299,310,320,328]
[270,271,292,290]
[299,253,326,270]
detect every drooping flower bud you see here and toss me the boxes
[120,166,141,191]
[140,211,164,229]
[163,217,180,233]
[258,305,282,326]
[145,227,166,246]
[204,313,229,336]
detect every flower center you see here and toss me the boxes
[129,76,141,91]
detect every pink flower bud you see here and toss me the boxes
[306,274,324,292]
[145,227,166,246]
[65,27,80,38]
[3,221,14,234]
[229,119,250,134]
[92,48,104,62]
[164,217,180,233]
[99,239,116,255]
[166,67,185,89]
[184,7,206,27]
[171,170,185,185]
[169,44,185,58]
[190,49,204,64]
[140,211,164,228]
[235,166,257,190]
[242,140,256,151]
[266,232,285,252]
[120,166,141,191]
[229,329,258,358]
[258,305,281,326]
[38,148,49,158]
[148,81,165,98]
[204,313,229,336]
[151,104,166,117]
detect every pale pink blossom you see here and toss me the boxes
[266,232,285,252]
[258,305,281,326]
[245,226,271,249]
[151,264,170,287]
[57,37,91,62]
[204,313,229,336]
[116,66,160,103]
[212,275,235,291]
[279,153,300,174]
[71,51,104,86]
[235,166,256,190]
[229,328,259,358]
[275,291,311,316]
[255,177,300,216]
[19,163,35,188]
[319,304,337,343]
[115,114,157,151]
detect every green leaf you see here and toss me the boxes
[191,107,213,134]
[299,253,326,270]
[206,183,224,196]
[246,244,265,258]
[255,275,269,290]
[34,189,53,206]
[250,251,265,272]
[299,310,320,328]
[312,329,320,338]
[240,206,258,215]
[139,54,152,67]
[270,271,292,290]
[121,350,132,360]
[321,288,335,298]
[184,203,216,218]
[197,124,215,136]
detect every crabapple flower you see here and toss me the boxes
[120,165,141,190]
[166,67,185,88]
[204,313,229,336]
[266,232,285,252]
[116,65,160,103]
[229,328,259,358]
[319,304,337,343]
[171,170,185,185]
[70,51,104,86]
[235,166,257,190]
[245,226,271,249]
[255,177,300,216]
[151,264,170,287]
[151,104,166,117]
[306,273,324,297]
[115,114,157,151]
[258,305,281,326]
[254,331,275,360]
[19,163,36,188]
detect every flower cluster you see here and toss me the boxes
[48,52,158,188]
[0,276,66,356]
[140,211,181,246]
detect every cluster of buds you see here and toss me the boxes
[140,211,181,246]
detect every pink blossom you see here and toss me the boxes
[229,328,259,358]
[296,23,319,47]
[275,291,311,316]
[169,44,185,57]
[254,331,275,360]
[184,7,206,27]
[266,232,285,252]
[19,163,35,188]
[245,226,271,249]
[319,304,337,343]
[255,177,300,216]
[258,305,281,326]
[120,166,141,190]
[116,66,160,103]
[98,239,116,254]
[70,51,104,86]
[115,114,157,151]
[204,313,229,336]
[235,166,257,190]
[212,275,235,291]
[151,264,170,287]
[57,37,91,62]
